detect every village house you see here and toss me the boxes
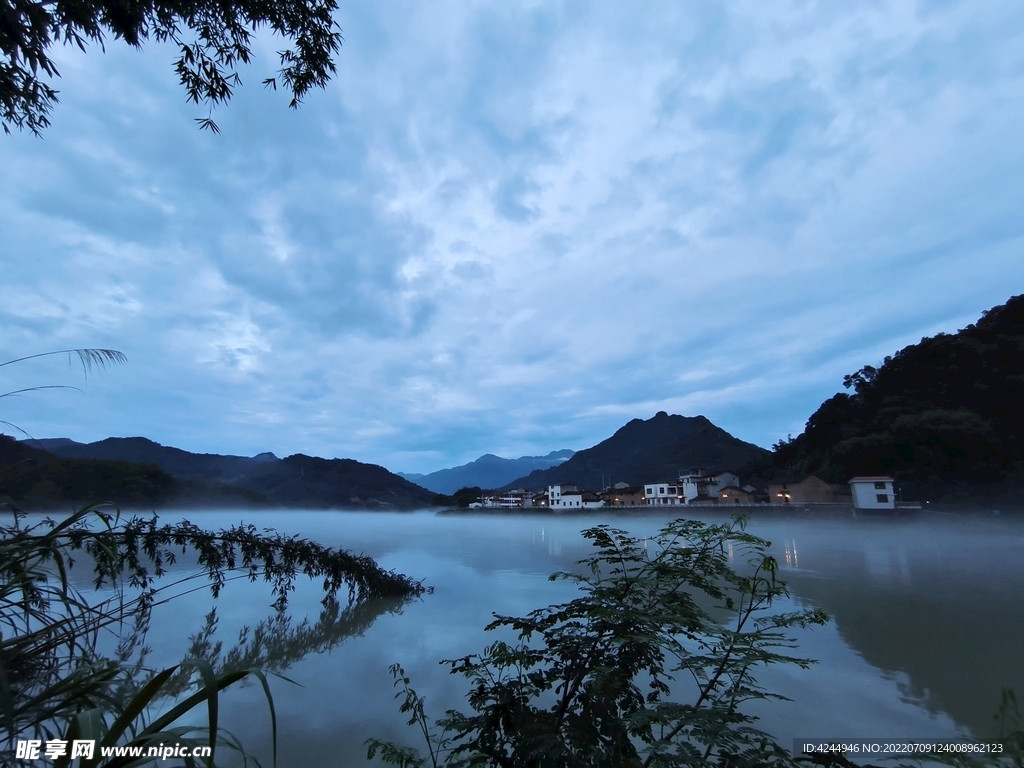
[849,476,896,510]
[512,464,892,513]
[548,483,582,509]
[687,493,719,506]
[643,482,683,506]
[741,483,771,503]
[718,486,758,504]
[678,469,740,503]
[600,482,645,507]
[768,474,841,504]
[496,489,532,508]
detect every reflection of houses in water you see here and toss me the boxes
[534,526,564,555]
[864,546,911,584]
[783,539,799,568]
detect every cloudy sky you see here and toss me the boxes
[2,0,1023,474]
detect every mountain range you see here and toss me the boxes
[2,412,771,511]
[399,450,574,494]
[8,436,435,510]
[500,412,770,491]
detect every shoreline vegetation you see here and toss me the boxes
[3,503,1021,766]
[4,297,1024,762]
[0,503,429,767]
[762,295,1024,506]
[434,503,1021,519]
[367,515,1024,768]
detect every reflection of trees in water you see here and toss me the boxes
[0,505,426,764]
[782,537,1024,739]
[156,595,417,698]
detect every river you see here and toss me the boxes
[56,507,1024,766]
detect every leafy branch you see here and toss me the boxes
[369,515,830,768]
[1,504,427,765]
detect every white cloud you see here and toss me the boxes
[2,0,1022,472]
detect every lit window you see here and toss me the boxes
[874,482,886,490]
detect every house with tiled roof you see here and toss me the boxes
[678,469,740,503]
[718,485,758,504]
[767,474,837,504]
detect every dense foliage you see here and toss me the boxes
[241,453,437,509]
[0,435,180,508]
[0,504,426,766]
[431,486,484,508]
[772,295,1024,501]
[7,436,438,510]
[2,0,342,134]
[368,516,831,768]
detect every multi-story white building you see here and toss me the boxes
[482,489,533,509]
[678,469,739,503]
[643,482,683,505]
[548,483,583,509]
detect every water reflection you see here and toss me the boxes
[85,509,1024,766]
[756,514,1024,740]
[783,538,798,569]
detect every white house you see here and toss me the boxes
[490,489,530,509]
[678,469,740,503]
[644,482,683,506]
[549,483,583,509]
[849,476,896,510]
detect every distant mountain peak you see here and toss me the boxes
[500,412,768,491]
[402,449,576,494]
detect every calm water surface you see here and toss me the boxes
[50,508,1024,766]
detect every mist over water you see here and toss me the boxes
[51,508,1024,766]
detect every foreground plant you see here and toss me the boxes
[1,504,426,766]
[368,516,830,768]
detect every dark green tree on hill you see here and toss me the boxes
[432,486,484,508]
[772,294,1024,501]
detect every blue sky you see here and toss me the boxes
[2,0,1023,474]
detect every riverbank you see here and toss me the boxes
[435,503,1024,524]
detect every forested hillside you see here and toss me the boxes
[772,295,1024,501]
[4,436,435,510]
[502,412,769,491]
[0,435,183,509]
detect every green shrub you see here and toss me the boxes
[368,515,830,768]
